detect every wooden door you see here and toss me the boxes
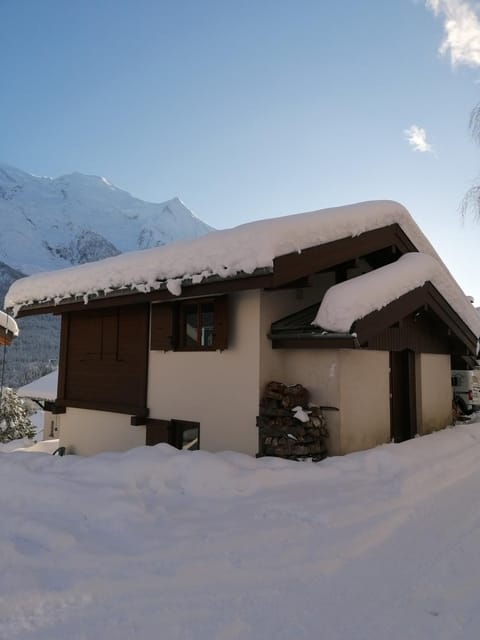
[390,349,417,442]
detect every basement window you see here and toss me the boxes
[145,418,200,450]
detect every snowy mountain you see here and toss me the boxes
[0,162,213,387]
[0,162,212,274]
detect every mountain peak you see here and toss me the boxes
[0,162,213,274]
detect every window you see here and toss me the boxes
[150,296,228,352]
[180,301,215,348]
[145,418,200,450]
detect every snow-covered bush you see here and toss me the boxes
[0,388,35,443]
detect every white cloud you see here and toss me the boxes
[426,0,480,67]
[404,125,434,153]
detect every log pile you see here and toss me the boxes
[257,381,329,461]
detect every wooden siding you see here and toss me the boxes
[57,304,149,414]
[365,312,450,354]
[150,304,177,351]
[272,224,416,287]
[356,283,477,356]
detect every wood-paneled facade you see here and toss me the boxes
[57,304,149,416]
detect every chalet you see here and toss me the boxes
[5,200,480,457]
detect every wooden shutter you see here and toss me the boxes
[213,295,229,350]
[145,419,171,446]
[150,303,176,350]
[62,304,149,414]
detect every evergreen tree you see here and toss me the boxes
[0,388,35,443]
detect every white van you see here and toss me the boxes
[451,369,480,413]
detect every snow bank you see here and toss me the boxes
[2,424,480,638]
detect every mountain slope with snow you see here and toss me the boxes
[0,163,212,274]
[0,162,212,387]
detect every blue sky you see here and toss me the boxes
[3,0,480,300]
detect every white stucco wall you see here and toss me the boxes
[276,349,390,456]
[54,279,453,459]
[336,350,390,454]
[59,407,145,456]
[416,353,452,435]
[258,274,335,389]
[276,349,342,453]
[147,290,262,455]
[43,411,61,440]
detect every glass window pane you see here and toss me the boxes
[182,426,199,450]
[200,303,215,347]
[184,305,198,346]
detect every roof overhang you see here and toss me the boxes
[272,223,416,287]
[270,282,478,357]
[14,270,275,317]
[12,223,417,318]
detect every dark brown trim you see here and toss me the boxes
[170,419,200,450]
[145,418,200,450]
[130,413,149,426]
[15,272,273,317]
[271,337,356,349]
[390,350,417,442]
[57,314,70,403]
[55,398,150,416]
[145,418,170,446]
[13,224,417,318]
[50,404,66,415]
[355,283,477,355]
[272,224,417,287]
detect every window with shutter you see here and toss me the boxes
[150,296,228,352]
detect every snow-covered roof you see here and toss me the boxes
[5,200,440,313]
[16,369,58,401]
[4,199,479,339]
[314,253,480,337]
[0,310,19,338]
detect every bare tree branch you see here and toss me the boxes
[461,183,480,220]
[470,103,480,145]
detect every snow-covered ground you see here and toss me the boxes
[2,422,480,639]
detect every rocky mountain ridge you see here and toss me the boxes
[0,162,212,274]
[0,163,213,387]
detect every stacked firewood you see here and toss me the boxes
[257,381,329,461]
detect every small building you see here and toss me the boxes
[16,369,60,440]
[5,200,480,457]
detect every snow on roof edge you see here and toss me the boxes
[313,253,480,339]
[3,200,450,316]
[16,369,58,401]
[0,310,19,337]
